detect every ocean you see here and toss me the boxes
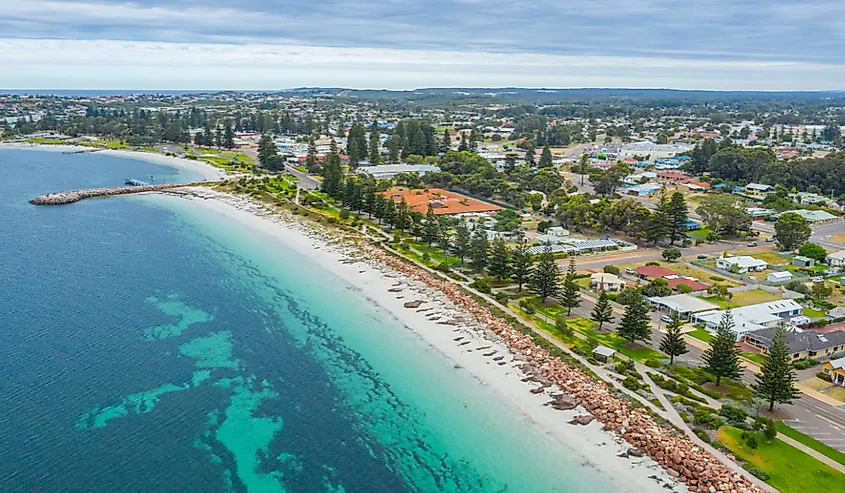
[0,148,612,493]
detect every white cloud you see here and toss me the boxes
[1,38,843,90]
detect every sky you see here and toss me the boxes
[1,0,844,91]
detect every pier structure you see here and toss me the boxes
[30,183,188,205]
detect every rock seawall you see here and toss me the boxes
[30,184,188,205]
[360,242,761,493]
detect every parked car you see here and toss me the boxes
[625,268,635,275]
[660,315,673,323]
[697,255,708,259]
[811,276,824,283]
[747,241,758,247]
[765,237,775,242]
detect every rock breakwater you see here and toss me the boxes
[30,184,188,205]
[360,242,761,493]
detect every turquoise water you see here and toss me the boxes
[0,148,613,492]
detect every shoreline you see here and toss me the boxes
[0,142,228,182]
[164,187,685,493]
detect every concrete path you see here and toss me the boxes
[776,434,845,473]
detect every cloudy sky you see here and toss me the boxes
[2,0,844,90]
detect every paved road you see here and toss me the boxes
[284,164,320,190]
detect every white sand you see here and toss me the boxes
[169,187,685,493]
[0,143,227,181]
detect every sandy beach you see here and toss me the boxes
[170,187,685,493]
[0,143,228,182]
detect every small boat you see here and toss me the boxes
[125,178,150,186]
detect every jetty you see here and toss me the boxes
[62,148,103,155]
[30,183,188,205]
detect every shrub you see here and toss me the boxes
[709,276,725,282]
[434,262,451,272]
[694,429,711,443]
[493,292,510,304]
[326,217,338,224]
[470,277,492,294]
[645,359,663,368]
[743,465,770,481]
[645,261,660,266]
[692,408,723,429]
[818,371,833,382]
[745,435,758,449]
[622,376,641,391]
[793,358,819,370]
[679,412,691,423]
[751,416,774,433]
[676,284,693,294]
[603,265,620,275]
[519,299,536,315]
[616,359,636,374]
[339,209,351,220]
[763,420,777,441]
[718,404,749,423]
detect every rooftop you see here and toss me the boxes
[635,265,678,278]
[650,294,719,314]
[383,188,501,216]
[747,328,845,354]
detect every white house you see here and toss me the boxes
[546,226,570,237]
[692,299,803,339]
[716,256,768,274]
[826,250,845,267]
[591,273,623,291]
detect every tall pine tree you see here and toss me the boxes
[422,204,439,247]
[667,191,689,245]
[487,237,511,280]
[753,323,800,411]
[659,315,688,365]
[538,144,553,168]
[530,243,560,302]
[561,257,581,315]
[618,291,651,345]
[451,222,471,266]
[590,290,614,330]
[510,241,534,292]
[321,139,344,198]
[703,311,742,386]
[469,223,490,272]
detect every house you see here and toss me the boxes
[357,164,441,180]
[684,180,712,192]
[592,345,617,363]
[792,256,816,268]
[716,256,768,274]
[635,265,678,279]
[692,299,804,339]
[657,171,691,184]
[546,226,570,237]
[625,183,661,196]
[591,273,623,291]
[781,209,838,225]
[767,271,794,283]
[821,356,845,386]
[664,275,709,292]
[649,294,719,320]
[790,192,829,206]
[745,207,774,220]
[684,219,701,231]
[827,250,845,267]
[744,183,774,196]
[744,329,845,362]
[382,188,501,216]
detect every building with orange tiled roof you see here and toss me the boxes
[383,188,502,216]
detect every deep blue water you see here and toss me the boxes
[0,148,615,493]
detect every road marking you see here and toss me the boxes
[815,414,845,429]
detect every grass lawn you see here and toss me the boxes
[688,227,712,239]
[716,426,845,493]
[567,317,665,362]
[799,377,845,403]
[751,252,790,266]
[803,307,828,318]
[703,289,782,309]
[741,352,767,365]
[776,422,845,467]
[686,327,714,344]
[409,241,460,267]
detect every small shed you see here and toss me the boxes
[792,256,815,268]
[766,271,793,283]
[592,345,616,363]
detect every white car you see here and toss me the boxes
[811,276,824,283]
[625,268,636,275]
[660,315,673,323]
